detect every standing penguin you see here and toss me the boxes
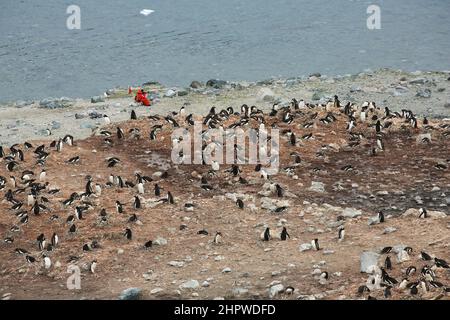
[312,238,320,250]
[280,227,290,241]
[261,227,271,241]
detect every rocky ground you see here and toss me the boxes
[0,69,449,301]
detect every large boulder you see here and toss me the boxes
[360,251,380,273]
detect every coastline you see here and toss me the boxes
[1,68,450,146]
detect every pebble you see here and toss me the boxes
[179,280,200,290]
[222,267,232,273]
[383,227,397,234]
[168,261,185,268]
[269,284,284,298]
[153,237,167,246]
[150,288,164,295]
[119,288,142,300]
[201,281,210,287]
[299,243,312,252]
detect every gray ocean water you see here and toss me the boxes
[0,0,449,103]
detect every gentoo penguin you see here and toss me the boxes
[420,251,432,261]
[213,232,222,244]
[90,260,97,273]
[26,255,36,263]
[378,211,385,223]
[434,257,449,268]
[124,228,132,240]
[103,114,111,124]
[311,238,320,251]
[375,120,382,133]
[338,226,345,242]
[144,240,153,249]
[405,266,416,277]
[133,196,141,209]
[154,184,161,196]
[116,201,124,213]
[236,199,244,209]
[39,169,46,182]
[130,110,137,120]
[137,181,144,194]
[51,233,59,247]
[385,256,392,270]
[380,246,392,254]
[319,271,329,285]
[280,227,290,241]
[167,191,174,204]
[261,227,271,241]
[418,208,427,219]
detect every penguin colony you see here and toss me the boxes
[0,95,449,300]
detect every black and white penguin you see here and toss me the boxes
[338,226,345,242]
[51,233,59,247]
[116,201,124,214]
[385,256,392,270]
[133,196,141,209]
[419,208,427,219]
[280,227,290,241]
[261,227,271,241]
[312,238,320,251]
[124,228,132,240]
[236,199,244,209]
[213,232,223,244]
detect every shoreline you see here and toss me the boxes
[1,68,449,146]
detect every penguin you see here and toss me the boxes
[236,199,244,209]
[142,240,153,250]
[213,232,222,244]
[39,170,46,182]
[103,115,111,124]
[133,196,141,209]
[37,233,46,251]
[280,227,290,241]
[378,211,385,223]
[116,201,124,214]
[117,127,124,139]
[124,228,132,240]
[384,286,392,299]
[380,246,392,254]
[211,160,220,171]
[26,255,36,263]
[434,257,449,268]
[167,191,174,204]
[51,233,59,247]
[137,182,144,194]
[90,260,97,273]
[275,184,284,197]
[406,266,416,276]
[197,229,209,236]
[261,227,271,241]
[312,238,320,251]
[419,208,427,219]
[420,251,432,261]
[399,278,409,290]
[375,120,382,133]
[69,224,76,234]
[338,226,345,242]
[130,110,137,120]
[154,184,161,196]
[385,256,392,270]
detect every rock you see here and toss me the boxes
[51,121,61,130]
[299,243,312,252]
[75,113,87,120]
[416,89,431,98]
[206,79,227,89]
[201,281,210,287]
[403,208,447,218]
[350,85,362,93]
[360,251,380,273]
[222,267,232,273]
[118,288,142,300]
[117,248,124,255]
[383,227,397,234]
[257,88,275,102]
[177,90,189,97]
[190,81,203,89]
[153,237,167,246]
[444,102,450,109]
[1,293,12,300]
[397,250,410,263]
[323,250,335,255]
[39,97,73,109]
[446,197,450,205]
[150,288,164,295]
[309,181,325,193]
[88,110,103,119]
[416,133,432,144]
[80,123,95,129]
[409,77,426,85]
[368,216,380,226]
[231,287,249,297]
[179,280,200,290]
[91,96,105,103]
[309,73,321,78]
[269,284,284,298]
[164,89,176,98]
[342,208,362,218]
[142,81,161,86]
[168,261,185,268]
